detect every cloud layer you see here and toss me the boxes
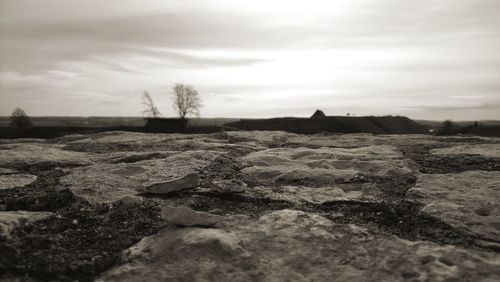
[1,0,499,120]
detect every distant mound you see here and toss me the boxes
[311,110,326,118]
[226,116,428,134]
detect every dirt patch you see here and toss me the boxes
[0,169,75,212]
[145,189,497,252]
[398,144,500,173]
[318,200,497,252]
[0,165,166,282]
[63,142,147,153]
[143,191,296,217]
[434,137,497,144]
[108,152,173,164]
[1,200,165,282]
[199,148,255,188]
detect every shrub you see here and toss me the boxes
[10,108,33,128]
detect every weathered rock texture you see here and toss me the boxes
[0,143,91,168]
[99,210,500,282]
[161,206,224,227]
[146,174,199,194]
[0,130,499,282]
[239,145,417,184]
[408,171,500,242]
[0,173,37,190]
[430,143,500,158]
[60,150,221,203]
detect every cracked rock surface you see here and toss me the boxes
[0,173,37,190]
[407,171,500,242]
[0,131,499,281]
[60,150,221,204]
[239,145,417,185]
[99,210,500,282]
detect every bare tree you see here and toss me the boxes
[437,119,454,135]
[10,108,33,128]
[172,83,202,119]
[141,91,161,118]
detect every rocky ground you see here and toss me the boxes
[0,131,499,281]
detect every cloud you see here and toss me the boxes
[1,0,499,119]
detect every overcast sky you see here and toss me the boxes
[1,0,499,120]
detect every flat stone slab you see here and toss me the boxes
[114,195,143,207]
[407,171,500,241]
[98,210,500,282]
[0,211,53,239]
[0,168,18,174]
[146,174,199,194]
[248,184,378,204]
[239,145,417,184]
[60,150,221,204]
[161,206,224,227]
[430,144,500,158]
[0,173,37,190]
[291,133,440,148]
[225,131,439,148]
[63,131,233,153]
[0,143,92,168]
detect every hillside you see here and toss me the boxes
[416,119,500,130]
[0,116,146,128]
[227,116,429,134]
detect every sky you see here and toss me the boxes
[1,0,499,120]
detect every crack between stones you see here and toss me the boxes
[159,190,500,253]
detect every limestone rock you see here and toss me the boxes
[0,138,46,144]
[60,150,220,204]
[105,151,177,164]
[430,144,500,158]
[407,171,500,241]
[114,195,143,207]
[0,173,37,190]
[239,145,417,184]
[146,174,199,194]
[288,133,439,148]
[222,131,435,149]
[63,131,233,153]
[0,143,91,168]
[161,206,224,227]
[99,210,500,282]
[248,184,377,204]
[0,168,18,175]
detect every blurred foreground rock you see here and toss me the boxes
[161,206,224,227]
[408,171,500,242]
[99,210,500,282]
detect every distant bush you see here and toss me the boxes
[437,120,454,135]
[10,108,33,128]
